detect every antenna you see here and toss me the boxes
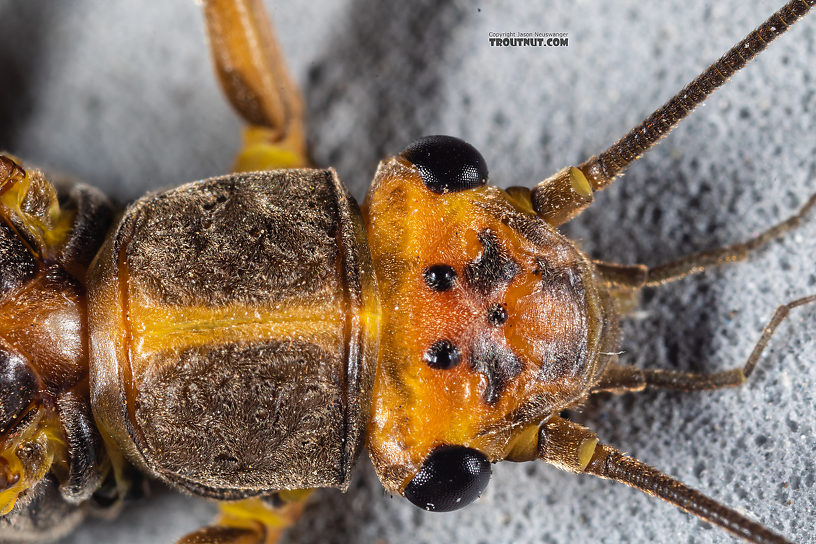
[578,0,815,190]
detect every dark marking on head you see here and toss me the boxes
[424,264,457,292]
[464,230,520,296]
[534,258,590,381]
[424,340,461,370]
[536,335,590,386]
[486,303,508,326]
[538,258,584,295]
[469,339,524,404]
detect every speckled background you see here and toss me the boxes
[1,1,815,543]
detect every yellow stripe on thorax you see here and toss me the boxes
[128,299,344,372]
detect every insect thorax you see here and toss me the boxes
[88,169,379,499]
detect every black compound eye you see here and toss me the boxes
[424,340,461,370]
[424,264,457,291]
[400,135,488,194]
[404,445,491,512]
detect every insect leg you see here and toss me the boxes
[202,0,308,170]
[594,192,816,288]
[593,295,816,394]
[536,415,792,544]
[177,492,311,544]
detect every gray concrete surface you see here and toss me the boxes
[1,1,815,543]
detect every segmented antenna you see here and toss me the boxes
[585,444,791,544]
[579,0,816,190]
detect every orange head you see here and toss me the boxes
[362,136,614,511]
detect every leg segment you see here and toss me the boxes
[177,491,312,544]
[593,294,816,394]
[594,192,816,288]
[202,0,309,170]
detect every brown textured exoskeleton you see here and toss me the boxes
[1,1,815,543]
